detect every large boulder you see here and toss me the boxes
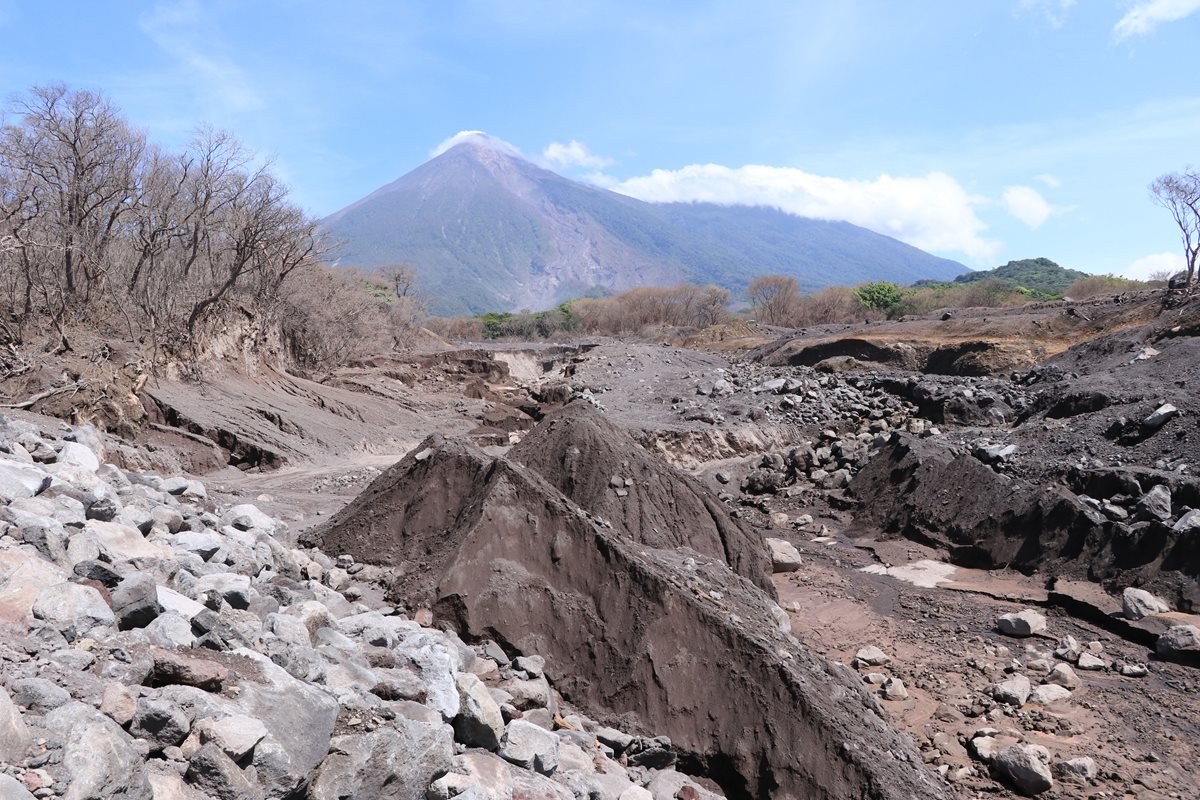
[229,649,338,799]
[992,743,1053,796]
[43,702,153,800]
[309,721,453,800]
[0,687,31,763]
[453,672,505,750]
[1122,587,1169,620]
[1156,625,1200,664]
[32,581,115,638]
[996,609,1046,638]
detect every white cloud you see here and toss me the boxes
[542,140,613,170]
[1034,173,1062,188]
[1122,251,1183,279]
[1114,0,1200,39]
[1018,0,1077,28]
[138,1,263,116]
[431,130,523,158]
[609,163,1000,261]
[1002,185,1055,228]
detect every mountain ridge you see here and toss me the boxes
[321,135,968,315]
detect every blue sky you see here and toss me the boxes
[1,0,1197,277]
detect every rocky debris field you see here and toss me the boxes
[0,416,732,800]
[770,533,1200,799]
[4,288,1200,800]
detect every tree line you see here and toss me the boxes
[0,84,421,372]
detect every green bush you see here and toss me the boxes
[854,281,903,312]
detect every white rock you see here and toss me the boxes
[194,715,268,761]
[1028,684,1072,705]
[32,582,115,636]
[993,743,1053,795]
[1045,663,1081,689]
[996,609,1046,638]
[1121,587,1169,620]
[854,646,891,667]
[56,442,100,471]
[765,537,803,572]
[0,686,31,763]
[988,674,1031,706]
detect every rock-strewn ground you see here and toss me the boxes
[4,286,1200,800]
[0,417,727,800]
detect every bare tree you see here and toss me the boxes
[1151,169,1200,287]
[746,274,802,326]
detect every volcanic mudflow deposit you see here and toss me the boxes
[2,287,1199,800]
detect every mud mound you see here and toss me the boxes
[509,403,774,593]
[850,434,1200,609]
[308,435,947,800]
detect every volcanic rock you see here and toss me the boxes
[1122,587,1169,620]
[992,743,1053,795]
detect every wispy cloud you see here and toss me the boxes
[1002,185,1057,228]
[607,163,1000,261]
[1034,173,1062,188]
[137,0,262,118]
[1114,0,1200,39]
[1017,0,1077,28]
[542,140,613,170]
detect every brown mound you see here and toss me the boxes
[306,432,948,800]
[509,403,774,593]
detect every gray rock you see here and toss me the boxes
[145,611,198,649]
[185,743,263,800]
[112,573,163,630]
[0,775,35,800]
[1076,653,1107,671]
[1156,624,1200,662]
[44,702,153,800]
[1055,756,1097,783]
[230,649,338,799]
[1045,663,1081,689]
[1052,635,1081,663]
[1173,508,1200,532]
[993,743,1053,795]
[32,581,115,638]
[973,442,1017,464]
[11,676,71,713]
[1136,484,1172,521]
[1122,587,1169,620]
[513,654,545,677]
[0,687,31,763]
[173,531,224,561]
[499,719,560,775]
[130,697,191,749]
[996,609,1046,638]
[194,714,268,761]
[1142,403,1179,431]
[854,646,891,667]
[0,460,50,502]
[453,672,505,750]
[309,720,454,800]
[765,538,803,572]
[881,677,908,701]
[988,674,1031,706]
[1028,684,1071,705]
[56,442,100,471]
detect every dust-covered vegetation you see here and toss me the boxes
[0,84,423,371]
[438,259,1165,341]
